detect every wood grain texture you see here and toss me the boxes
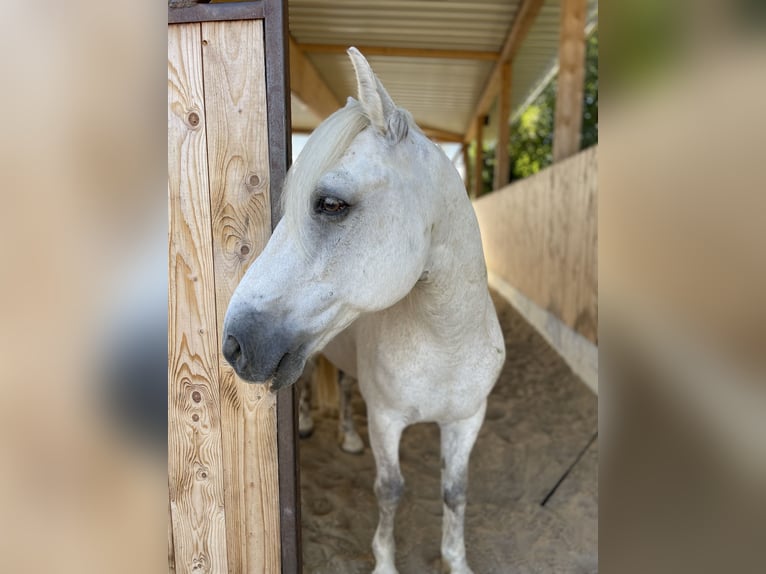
[201,20,281,574]
[168,23,229,574]
[553,0,587,162]
[474,146,597,343]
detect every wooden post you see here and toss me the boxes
[462,143,471,193]
[313,355,339,414]
[169,12,294,573]
[553,0,587,162]
[472,117,485,198]
[493,62,512,190]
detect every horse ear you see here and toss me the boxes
[347,47,398,137]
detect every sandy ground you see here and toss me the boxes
[299,291,598,573]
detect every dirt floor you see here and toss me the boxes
[299,291,598,573]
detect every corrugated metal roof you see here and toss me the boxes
[307,55,493,135]
[287,0,598,141]
[290,0,518,50]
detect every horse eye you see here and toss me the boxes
[316,196,349,215]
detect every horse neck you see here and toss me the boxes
[405,156,491,338]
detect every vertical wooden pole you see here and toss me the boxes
[493,62,512,190]
[553,0,587,162]
[461,143,471,194]
[313,355,339,414]
[263,1,302,571]
[472,117,485,198]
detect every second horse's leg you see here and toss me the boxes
[297,363,315,438]
[338,372,364,453]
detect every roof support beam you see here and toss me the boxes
[472,117,486,198]
[461,144,471,193]
[552,0,587,162]
[464,0,545,142]
[293,122,463,143]
[288,36,341,119]
[419,125,464,143]
[493,63,512,190]
[299,44,499,61]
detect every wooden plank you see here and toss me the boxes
[493,62,512,190]
[288,36,341,120]
[168,22,229,574]
[472,117,485,198]
[169,1,265,25]
[553,0,587,162]
[473,146,597,343]
[464,0,545,142]
[298,43,499,61]
[265,0,293,227]
[201,20,281,574]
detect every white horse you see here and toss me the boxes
[222,48,505,574]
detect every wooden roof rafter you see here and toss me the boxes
[464,0,546,142]
[299,44,499,61]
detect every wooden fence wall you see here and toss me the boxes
[474,146,598,344]
[168,13,293,573]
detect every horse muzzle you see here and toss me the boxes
[221,308,307,390]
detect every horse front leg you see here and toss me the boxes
[338,372,364,453]
[368,410,406,574]
[297,361,315,438]
[439,401,486,574]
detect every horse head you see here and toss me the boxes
[222,48,440,389]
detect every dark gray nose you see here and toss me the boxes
[222,308,305,387]
[222,334,243,369]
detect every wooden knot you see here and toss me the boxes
[186,111,200,129]
[191,390,202,403]
[245,171,264,193]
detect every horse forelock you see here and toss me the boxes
[281,100,369,251]
[281,98,415,253]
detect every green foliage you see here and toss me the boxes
[475,27,598,195]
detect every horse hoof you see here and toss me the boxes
[340,432,364,454]
[299,426,314,439]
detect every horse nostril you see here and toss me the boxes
[222,334,242,365]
